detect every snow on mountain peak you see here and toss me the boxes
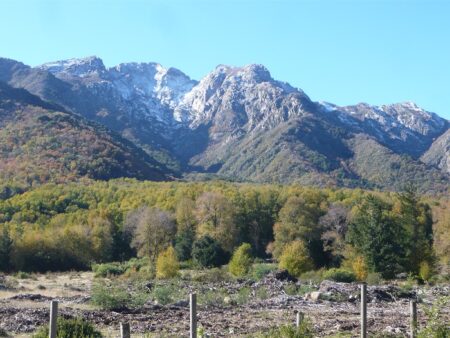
[39,56,106,77]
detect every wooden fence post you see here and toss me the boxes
[190,293,197,338]
[361,284,367,338]
[410,300,417,338]
[49,300,58,338]
[120,322,130,338]
[296,311,304,327]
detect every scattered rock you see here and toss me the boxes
[172,300,189,308]
[9,294,53,302]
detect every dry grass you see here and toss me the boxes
[1,271,93,297]
[0,271,95,312]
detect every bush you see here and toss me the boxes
[419,261,432,281]
[235,286,251,305]
[191,267,232,283]
[15,271,31,279]
[199,288,228,307]
[156,246,179,279]
[90,281,130,310]
[90,280,149,310]
[278,241,313,277]
[92,262,125,277]
[228,243,253,277]
[192,236,228,268]
[32,318,102,338]
[255,286,269,300]
[284,284,317,296]
[151,284,181,305]
[252,263,278,280]
[299,269,324,283]
[418,296,450,338]
[323,268,356,283]
[352,256,368,281]
[366,272,382,285]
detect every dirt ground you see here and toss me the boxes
[0,272,448,337]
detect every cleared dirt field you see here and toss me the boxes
[0,272,449,337]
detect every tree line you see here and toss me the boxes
[0,179,448,279]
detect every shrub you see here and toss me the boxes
[323,268,356,283]
[366,272,382,285]
[151,285,180,305]
[299,269,324,283]
[235,286,252,305]
[156,246,179,279]
[91,280,149,310]
[32,318,102,338]
[352,256,368,281]
[252,263,278,280]
[90,281,130,310]
[278,241,313,277]
[15,271,31,279]
[199,288,228,307]
[92,262,125,277]
[191,267,232,283]
[417,296,450,338]
[419,261,432,281]
[284,284,317,296]
[192,236,228,268]
[255,286,269,300]
[228,243,253,277]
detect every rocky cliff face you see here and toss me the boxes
[421,129,450,174]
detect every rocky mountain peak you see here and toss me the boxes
[239,64,272,83]
[38,56,106,78]
[380,102,447,136]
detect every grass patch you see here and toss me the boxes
[32,318,102,338]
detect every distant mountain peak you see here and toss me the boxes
[38,56,106,77]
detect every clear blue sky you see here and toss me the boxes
[1,0,449,119]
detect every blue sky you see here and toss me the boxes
[1,0,449,119]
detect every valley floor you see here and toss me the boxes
[0,272,449,337]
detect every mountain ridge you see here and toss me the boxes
[0,56,448,193]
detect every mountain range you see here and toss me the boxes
[0,56,448,193]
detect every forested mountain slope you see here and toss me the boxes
[0,82,169,186]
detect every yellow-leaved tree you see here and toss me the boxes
[278,240,313,277]
[229,243,253,277]
[156,246,179,279]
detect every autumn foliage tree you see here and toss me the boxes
[278,240,313,277]
[125,207,176,262]
[228,243,253,277]
[156,246,179,279]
